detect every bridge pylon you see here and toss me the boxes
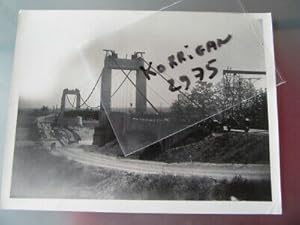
[100,50,147,114]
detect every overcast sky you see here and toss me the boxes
[13,10,268,109]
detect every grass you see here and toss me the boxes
[11,143,271,200]
[150,132,270,164]
[212,176,271,201]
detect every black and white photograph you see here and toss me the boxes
[1,11,281,214]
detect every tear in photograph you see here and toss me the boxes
[1,11,281,214]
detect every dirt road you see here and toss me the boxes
[55,145,270,181]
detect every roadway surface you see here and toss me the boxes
[54,145,270,181]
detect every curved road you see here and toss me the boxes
[54,145,270,181]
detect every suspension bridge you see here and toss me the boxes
[56,50,267,156]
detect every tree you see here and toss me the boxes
[245,90,268,129]
[170,77,268,129]
[41,105,49,112]
[170,81,218,123]
[215,77,257,113]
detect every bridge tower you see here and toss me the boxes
[60,88,81,112]
[94,50,147,147]
[58,88,81,123]
[101,50,147,113]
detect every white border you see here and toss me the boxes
[1,11,281,214]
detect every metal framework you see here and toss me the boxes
[222,69,266,113]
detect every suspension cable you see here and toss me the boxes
[111,57,160,114]
[110,68,170,110]
[147,84,170,107]
[111,70,132,97]
[66,95,76,108]
[141,58,205,110]
[79,68,104,107]
[80,96,100,109]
